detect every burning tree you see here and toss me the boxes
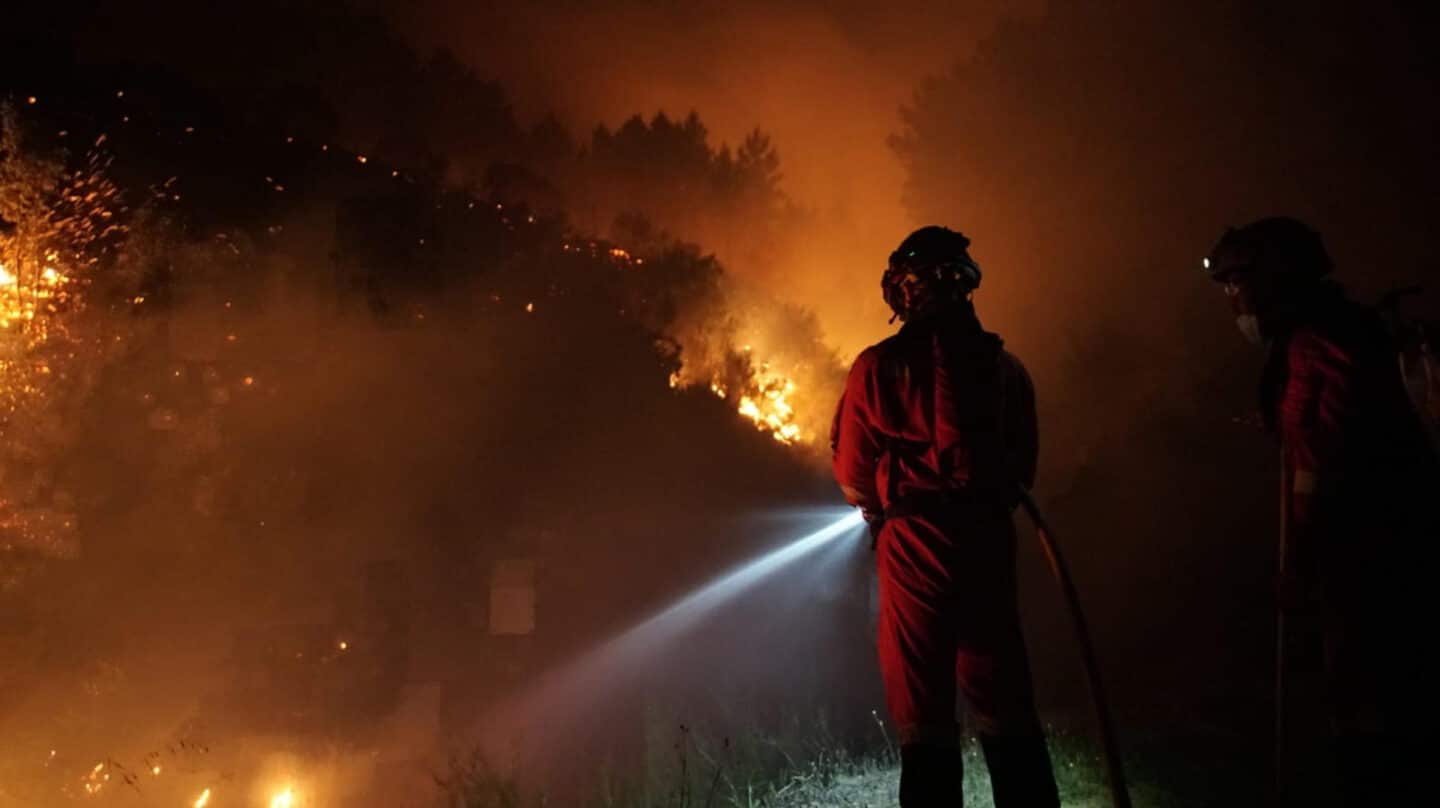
[0,102,127,584]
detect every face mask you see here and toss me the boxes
[1235,314,1264,345]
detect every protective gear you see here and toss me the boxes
[981,735,1063,807]
[1235,314,1264,345]
[1203,216,1333,284]
[832,307,1056,807]
[1255,272,1439,804]
[882,226,983,323]
[864,513,885,549]
[831,317,1037,515]
[898,744,964,807]
[1207,217,1335,347]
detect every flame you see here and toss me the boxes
[673,361,805,444]
[193,788,212,807]
[270,786,296,808]
[737,369,802,444]
[0,260,69,331]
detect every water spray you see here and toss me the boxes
[486,510,867,750]
[1016,487,1133,808]
[605,509,866,652]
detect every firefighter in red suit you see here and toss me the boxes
[1205,217,1438,805]
[832,227,1059,807]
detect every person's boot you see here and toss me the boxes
[899,743,964,807]
[979,734,1059,808]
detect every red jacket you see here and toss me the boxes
[831,317,1037,518]
[1264,291,1440,584]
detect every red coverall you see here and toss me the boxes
[832,315,1056,805]
[1265,292,1439,803]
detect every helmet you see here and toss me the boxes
[1203,217,1332,284]
[882,226,982,322]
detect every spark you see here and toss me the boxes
[193,788,211,807]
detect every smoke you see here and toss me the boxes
[0,93,873,805]
[381,1,1045,356]
[5,2,1440,801]
[888,0,1440,720]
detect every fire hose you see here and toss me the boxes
[1016,486,1134,808]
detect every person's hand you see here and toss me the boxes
[863,512,885,550]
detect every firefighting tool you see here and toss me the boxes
[1016,485,1133,808]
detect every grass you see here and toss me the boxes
[434,714,1256,808]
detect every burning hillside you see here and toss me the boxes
[0,80,853,807]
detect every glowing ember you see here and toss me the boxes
[3,108,123,557]
[81,761,107,795]
[0,259,69,330]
